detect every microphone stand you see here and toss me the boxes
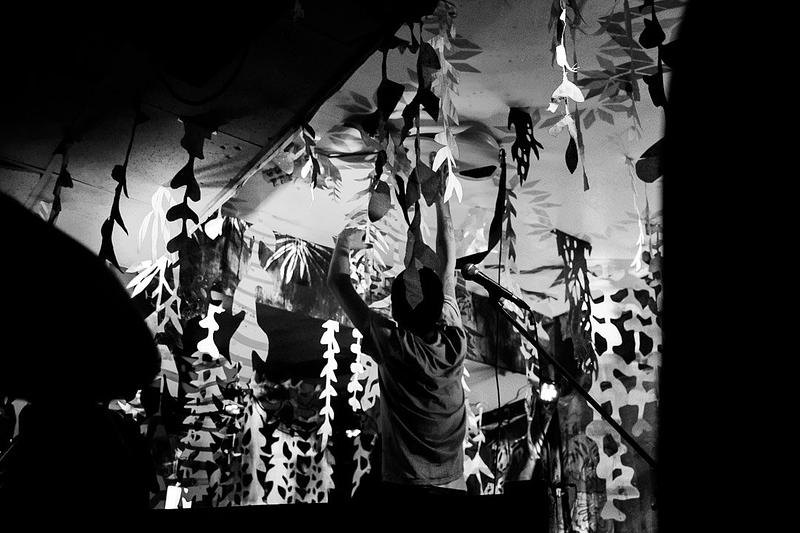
[488,296,658,470]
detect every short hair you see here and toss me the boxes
[391,267,444,335]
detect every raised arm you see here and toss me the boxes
[435,196,456,300]
[327,227,370,332]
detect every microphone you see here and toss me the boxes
[460,263,531,312]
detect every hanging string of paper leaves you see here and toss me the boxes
[99,102,148,270]
[555,229,598,377]
[547,2,588,182]
[317,320,339,450]
[301,123,321,192]
[166,116,218,261]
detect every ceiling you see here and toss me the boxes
[0,0,678,318]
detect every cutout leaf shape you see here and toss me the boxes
[166,201,199,225]
[635,138,663,183]
[99,218,122,271]
[639,11,666,49]
[170,158,201,202]
[456,149,506,269]
[56,166,73,188]
[552,72,585,102]
[368,180,392,222]
[566,136,578,174]
[508,107,543,184]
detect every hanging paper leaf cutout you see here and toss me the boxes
[643,63,667,108]
[638,9,665,49]
[400,42,441,139]
[166,201,199,225]
[635,138,663,183]
[456,149,506,269]
[565,136,578,174]
[659,39,681,69]
[508,107,543,184]
[170,157,201,202]
[110,187,128,234]
[179,117,216,160]
[166,231,193,254]
[362,79,405,136]
[99,218,122,271]
[368,180,392,222]
[416,163,440,207]
[56,166,73,188]
[111,164,127,196]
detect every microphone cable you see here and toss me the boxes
[492,219,503,495]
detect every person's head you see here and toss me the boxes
[391,267,444,337]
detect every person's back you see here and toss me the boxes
[328,195,468,499]
[362,268,466,489]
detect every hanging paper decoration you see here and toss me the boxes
[546,3,593,184]
[347,329,366,411]
[229,235,271,386]
[400,41,440,141]
[238,395,270,504]
[463,401,494,492]
[362,74,405,138]
[351,432,377,497]
[624,159,652,274]
[99,103,148,271]
[127,259,181,337]
[47,137,74,226]
[264,428,295,504]
[586,280,662,522]
[359,351,380,412]
[317,320,339,450]
[197,302,224,358]
[167,116,217,259]
[427,1,460,159]
[176,348,241,506]
[555,230,598,377]
[203,210,225,241]
[455,149,506,269]
[507,108,543,185]
[431,144,463,203]
[127,257,182,336]
[138,186,178,262]
[301,123,321,190]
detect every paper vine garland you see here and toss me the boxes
[99,103,148,270]
[555,229,598,377]
[547,2,587,180]
[166,116,217,260]
[48,137,74,225]
[317,320,339,450]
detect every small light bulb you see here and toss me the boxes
[541,382,558,402]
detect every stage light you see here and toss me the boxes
[540,381,558,402]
